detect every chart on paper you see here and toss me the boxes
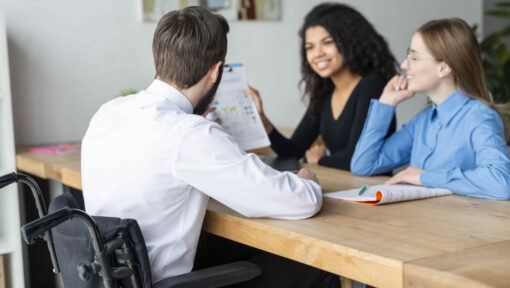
[207,63,270,150]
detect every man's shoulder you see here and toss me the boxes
[178,116,237,150]
[186,116,227,135]
[88,94,207,136]
[153,110,230,145]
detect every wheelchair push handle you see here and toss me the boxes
[2,171,61,273]
[0,172,18,189]
[21,207,73,244]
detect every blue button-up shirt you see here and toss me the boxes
[351,90,510,200]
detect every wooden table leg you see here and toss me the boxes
[341,277,353,288]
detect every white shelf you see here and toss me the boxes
[0,240,13,255]
[0,11,25,288]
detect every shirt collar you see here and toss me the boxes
[146,79,193,114]
[431,89,470,125]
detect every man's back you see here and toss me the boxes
[82,80,322,282]
[82,81,209,281]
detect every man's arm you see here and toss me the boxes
[175,119,322,220]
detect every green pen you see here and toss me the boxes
[358,184,368,195]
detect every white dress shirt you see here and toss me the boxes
[81,79,322,283]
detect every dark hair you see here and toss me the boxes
[418,18,509,142]
[153,6,229,89]
[299,3,397,116]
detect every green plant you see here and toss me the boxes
[475,1,510,105]
[118,88,138,97]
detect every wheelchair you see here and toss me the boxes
[1,172,261,288]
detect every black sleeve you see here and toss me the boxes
[319,73,387,170]
[269,110,320,158]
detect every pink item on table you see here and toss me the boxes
[27,144,81,155]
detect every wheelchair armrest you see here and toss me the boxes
[21,208,73,244]
[152,261,262,288]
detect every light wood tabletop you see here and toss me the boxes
[15,148,510,288]
[404,240,510,288]
[16,146,83,189]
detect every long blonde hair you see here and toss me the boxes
[418,18,509,142]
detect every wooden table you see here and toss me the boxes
[15,148,510,288]
[16,146,83,190]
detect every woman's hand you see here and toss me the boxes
[246,85,264,114]
[202,106,216,117]
[246,85,274,133]
[386,166,424,186]
[202,102,219,123]
[305,144,326,165]
[379,75,415,106]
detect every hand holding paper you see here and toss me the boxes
[208,63,270,150]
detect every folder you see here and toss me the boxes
[27,144,81,155]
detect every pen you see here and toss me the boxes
[358,184,368,195]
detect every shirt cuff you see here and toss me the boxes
[420,170,448,188]
[365,100,396,131]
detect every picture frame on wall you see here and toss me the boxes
[141,0,281,22]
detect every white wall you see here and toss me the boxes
[1,0,482,145]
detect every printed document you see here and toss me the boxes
[207,63,270,150]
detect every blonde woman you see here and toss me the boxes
[351,18,510,200]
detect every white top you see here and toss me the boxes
[81,79,322,283]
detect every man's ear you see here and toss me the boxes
[209,61,223,84]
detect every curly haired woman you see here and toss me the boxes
[248,2,397,170]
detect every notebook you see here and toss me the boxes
[325,184,453,205]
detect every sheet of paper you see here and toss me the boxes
[325,184,453,205]
[325,187,378,202]
[207,63,270,150]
